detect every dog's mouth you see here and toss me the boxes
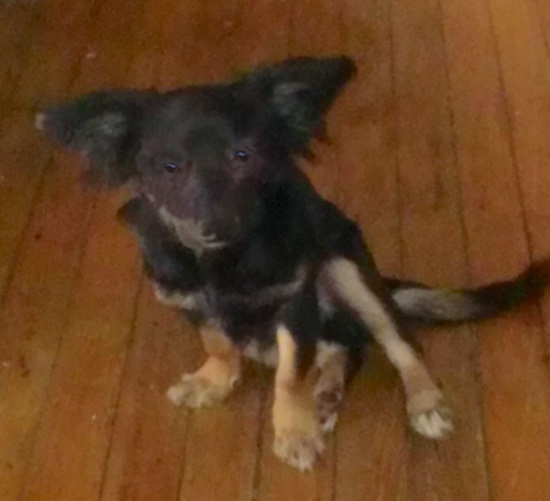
[145,194,248,254]
[141,182,259,254]
[157,205,229,253]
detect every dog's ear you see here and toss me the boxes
[36,90,155,187]
[236,56,356,153]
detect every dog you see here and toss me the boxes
[36,56,546,471]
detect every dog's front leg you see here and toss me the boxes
[272,326,324,472]
[167,324,241,408]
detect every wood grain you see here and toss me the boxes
[14,1,147,499]
[12,0,100,108]
[1,0,550,499]
[0,152,95,500]
[0,112,47,297]
[335,1,406,499]
[100,289,193,501]
[392,0,490,499]
[0,1,42,107]
[443,0,550,499]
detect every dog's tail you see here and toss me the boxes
[385,260,550,324]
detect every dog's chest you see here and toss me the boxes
[139,228,306,320]
[153,283,208,312]
[152,280,290,353]
[133,205,308,338]
[153,272,305,322]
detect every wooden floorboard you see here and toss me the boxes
[488,0,550,497]
[11,0,100,109]
[20,191,141,501]
[0,2,42,106]
[1,0,550,499]
[0,112,47,298]
[443,0,550,499]
[99,288,190,501]
[335,2,406,500]
[392,0,490,498]
[0,155,95,499]
[13,1,147,499]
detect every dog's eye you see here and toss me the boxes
[234,150,250,163]
[162,162,180,174]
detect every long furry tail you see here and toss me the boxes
[385,260,550,323]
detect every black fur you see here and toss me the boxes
[42,90,156,186]
[38,55,545,389]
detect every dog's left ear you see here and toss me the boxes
[236,56,356,152]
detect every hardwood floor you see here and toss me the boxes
[1,0,550,499]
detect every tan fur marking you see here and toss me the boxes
[200,325,238,359]
[392,288,478,321]
[316,341,347,372]
[35,112,46,131]
[167,326,241,409]
[194,325,241,388]
[272,327,324,471]
[153,283,204,311]
[274,327,299,388]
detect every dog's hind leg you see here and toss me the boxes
[323,258,454,439]
[314,341,348,432]
[167,324,241,408]
[315,310,366,433]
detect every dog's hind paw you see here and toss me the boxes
[315,387,343,433]
[273,427,325,472]
[407,390,454,439]
[166,373,236,409]
[320,412,338,433]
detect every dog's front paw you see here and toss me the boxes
[407,390,454,439]
[167,356,240,409]
[273,426,325,472]
[166,373,237,409]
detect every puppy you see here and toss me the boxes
[36,56,546,471]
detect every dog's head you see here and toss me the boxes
[37,57,356,249]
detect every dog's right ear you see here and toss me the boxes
[36,90,155,187]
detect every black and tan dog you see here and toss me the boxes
[36,56,546,471]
